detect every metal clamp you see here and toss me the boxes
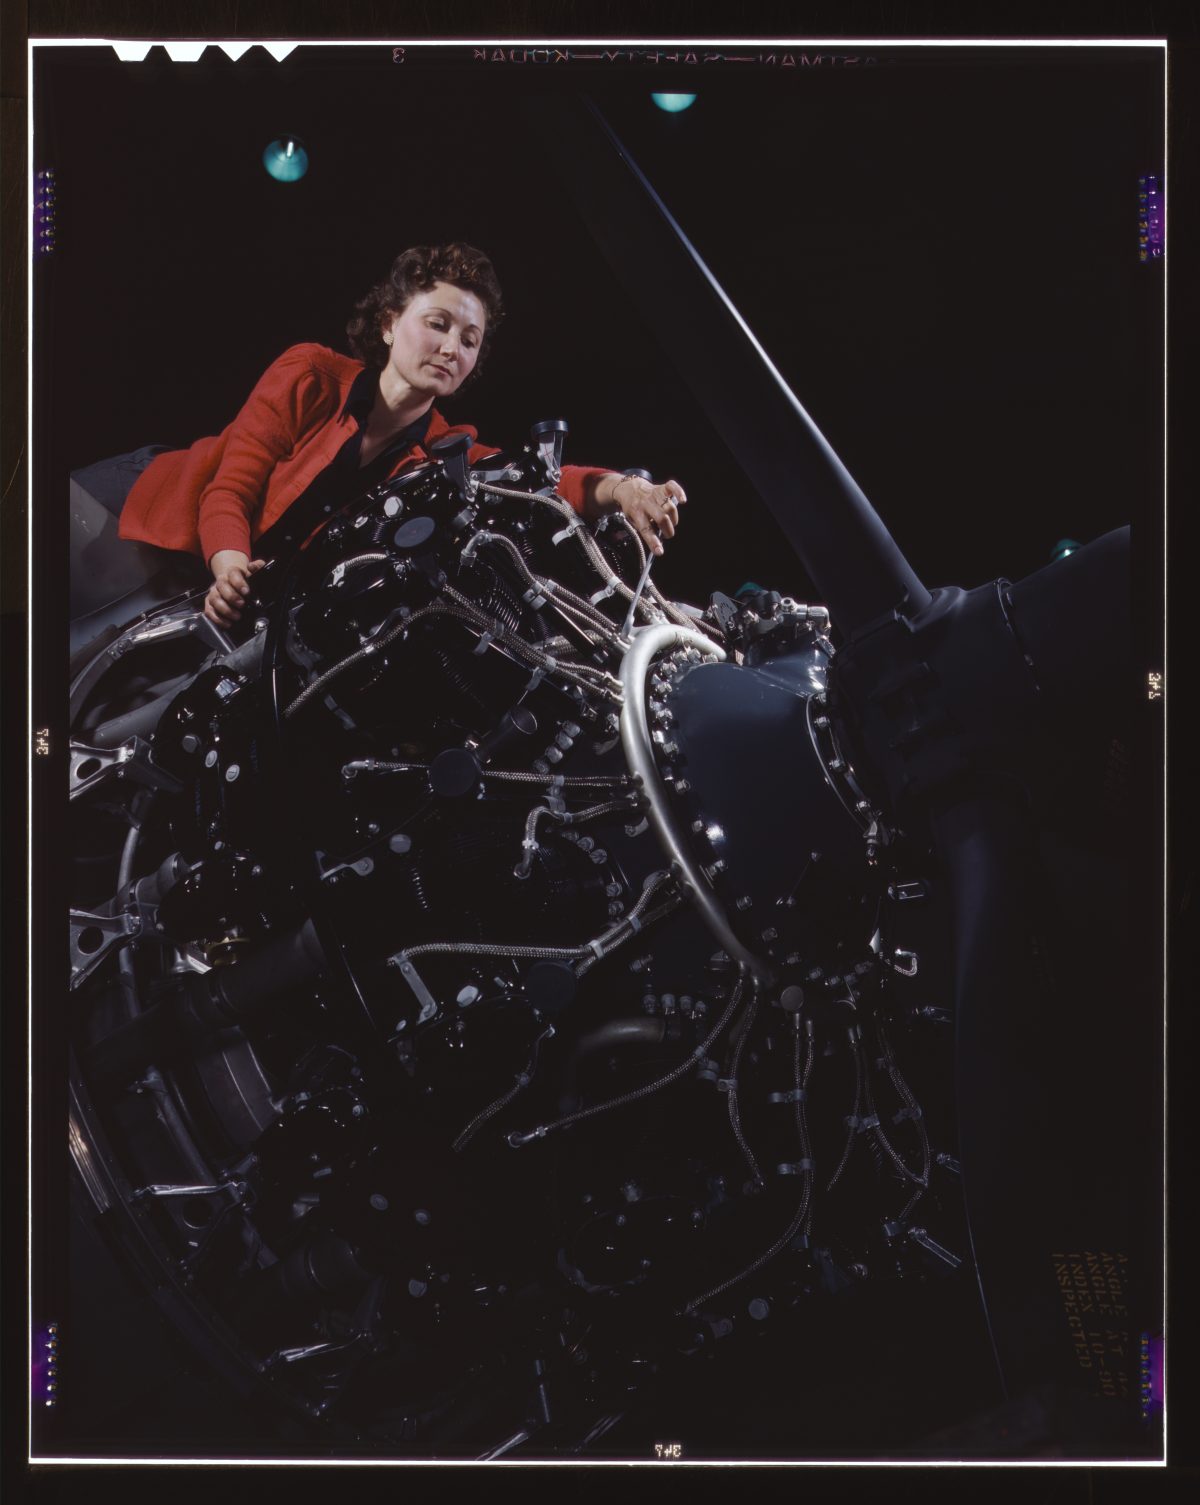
[390,952,441,1024]
[906,1226,963,1269]
[70,909,141,989]
[70,737,182,801]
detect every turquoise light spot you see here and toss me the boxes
[262,136,309,182]
[651,93,697,114]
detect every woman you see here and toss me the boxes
[118,244,688,627]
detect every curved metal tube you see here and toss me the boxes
[618,624,768,979]
[557,1016,672,1112]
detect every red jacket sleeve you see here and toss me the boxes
[555,464,613,516]
[197,345,343,564]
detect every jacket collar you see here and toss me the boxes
[339,364,478,457]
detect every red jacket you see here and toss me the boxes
[119,343,610,564]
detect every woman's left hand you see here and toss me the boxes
[609,474,688,558]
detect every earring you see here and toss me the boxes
[383,334,392,346]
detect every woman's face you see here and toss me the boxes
[382,281,487,400]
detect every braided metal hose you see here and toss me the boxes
[724,992,765,1189]
[681,1013,814,1315]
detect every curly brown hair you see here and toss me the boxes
[346,243,504,383]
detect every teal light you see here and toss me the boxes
[651,92,697,113]
[262,135,309,183]
[1051,537,1081,563]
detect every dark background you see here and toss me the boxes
[33,43,1163,609]
[15,30,1180,1486]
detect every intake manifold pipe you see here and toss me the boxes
[556,1016,682,1113]
[619,623,771,981]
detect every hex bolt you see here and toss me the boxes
[181,734,200,754]
[736,895,753,911]
[369,1193,389,1211]
[414,1208,432,1226]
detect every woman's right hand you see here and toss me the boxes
[205,550,266,626]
